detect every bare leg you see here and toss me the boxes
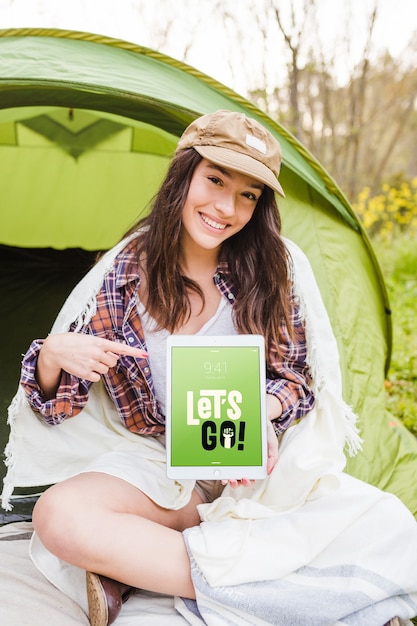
[32,472,203,599]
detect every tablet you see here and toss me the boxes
[166,334,268,480]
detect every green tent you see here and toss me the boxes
[1,28,416,517]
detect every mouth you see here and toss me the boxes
[200,213,229,231]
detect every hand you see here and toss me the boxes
[36,332,148,398]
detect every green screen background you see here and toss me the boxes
[170,346,264,467]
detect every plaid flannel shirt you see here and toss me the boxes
[21,241,315,436]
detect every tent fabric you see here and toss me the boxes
[0,28,416,518]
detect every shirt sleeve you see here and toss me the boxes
[266,299,315,435]
[20,337,91,425]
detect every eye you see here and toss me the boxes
[207,175,223,186]
[242,191,259,202]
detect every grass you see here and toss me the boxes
[371,234,417,435]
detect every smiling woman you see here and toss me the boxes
[15,109,317,625]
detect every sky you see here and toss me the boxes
[0,0,416,93]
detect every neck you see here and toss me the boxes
[180,240,219,281]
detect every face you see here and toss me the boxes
[180,159,264,255]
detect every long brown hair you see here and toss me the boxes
[123,148,294,356]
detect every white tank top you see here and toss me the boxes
[137,297,237,415]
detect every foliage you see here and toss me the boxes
[353,178,417,240]
[371,233,417,436]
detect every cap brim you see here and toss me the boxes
[194,145,285,197]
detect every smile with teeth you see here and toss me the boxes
[200,213,228,230]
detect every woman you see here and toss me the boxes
[20,110,315,625]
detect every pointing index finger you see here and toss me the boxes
[102,339,148,358]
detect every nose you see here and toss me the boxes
[214,191,236,218]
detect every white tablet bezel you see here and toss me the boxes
[166,334,268,480]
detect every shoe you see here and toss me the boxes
[86,571,132,626]
[384,619,400,626]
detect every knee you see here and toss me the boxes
[32,483,85,560]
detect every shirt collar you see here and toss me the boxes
[215,260,231,278]
[115,241,141,289]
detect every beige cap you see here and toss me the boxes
[176,110,285,197]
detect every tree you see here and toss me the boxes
[237,0,417,200]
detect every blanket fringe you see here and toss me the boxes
[1,391,21,511]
